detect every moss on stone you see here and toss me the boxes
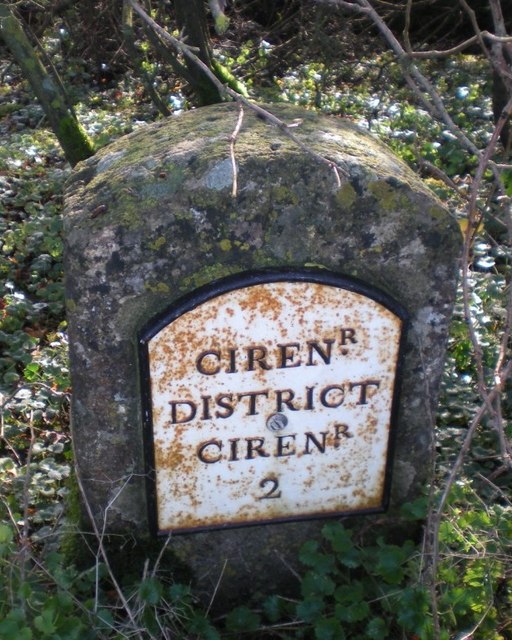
[336,182,357,209]
[429,204,455,223]
[117,194,147,230]
[180,263,242,291]
[219,238,232,251]
[144,282,171,294]
[368,180,399,210]
[272,185,300,205]
[56,115,95,167]
[367,180,412,211]
[59,472,94,568]
[148,236,167,251]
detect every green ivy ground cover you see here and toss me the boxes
[0,48,511,639]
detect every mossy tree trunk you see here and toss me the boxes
[0,2,95,166]
[173,0,223,105]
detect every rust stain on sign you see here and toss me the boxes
[140,271,407,534]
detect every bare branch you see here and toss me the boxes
[75,469,146,639]
[426,359,512,635]
[402,0,413,53]
[459,0,494,63]
[408,35,481,58]
[310,0,370,12]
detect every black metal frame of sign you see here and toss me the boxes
[138,267,409,536]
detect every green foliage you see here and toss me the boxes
[434,484,512,638]
[242,511,509,640]
[293,523,430,639]
[189,493,508,639]
[1,11,512,640]
[0,517,220,639]
[225,606,261,634]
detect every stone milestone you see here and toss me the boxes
[64,102,461,604]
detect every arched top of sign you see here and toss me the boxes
[139,268,408,345]
[139,268,408,536]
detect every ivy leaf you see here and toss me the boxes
[314,616,345,640]
[187,613,221,640]
[366,617,389,639]
[397,587,430,633]
[53,617,85,640]
[400,496,428,521]
[225,606,260,633]
[167,582,191,603]
[0,609,32,640]
[0,523,14,557]
[296,597,325,623]
[299,540,335,574]
[262,594,287,623]
[34,608,57,636]
[374,545,407,584]
[301,571,336,598]
[334,582,363,604]
[321,523,361,567]
[96,608,114,629]
[334,599,370,623]
[139,577,163,605]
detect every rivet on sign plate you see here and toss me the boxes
[266,413,288,432]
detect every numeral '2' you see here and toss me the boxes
[258,476,281,499]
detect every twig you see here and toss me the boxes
[456,601,496,640]
[150,533,173,579]
[74,469,146,639]
[205,558,228,616]
[428,361,512,583]
[475,472,512,504]
[236,99,346,184]
[273,549,302,581]
[459,0,494,63]
[403,0,413,53]
[229,104,244,198]
[417,158,466,195]
[17,412,36,616]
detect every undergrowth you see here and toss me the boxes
[0,17,511,640]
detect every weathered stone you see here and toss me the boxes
[64,102,461,606]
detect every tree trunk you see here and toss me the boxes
[0,3,95,166]
[173,0,223,105]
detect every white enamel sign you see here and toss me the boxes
[140,271,406,534]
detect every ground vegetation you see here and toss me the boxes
[0,0,511,637]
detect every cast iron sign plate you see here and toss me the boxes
[139,269,407,534]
